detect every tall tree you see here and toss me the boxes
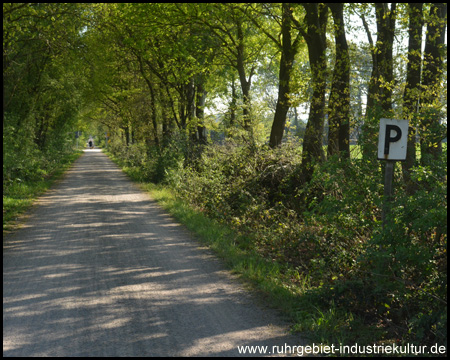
[195,73,208,144]
[3,3,87,148]
[401,3,424,193]
[184,4,267,135]
[419,3,447,165]
[298,3,328,182]
[243,3,307,148]
[327,3,350,158]
[327,3,350,159]
[360,3,397,160]
[91,3,214,146]
[373,3,397,113]
[264,4,304,148]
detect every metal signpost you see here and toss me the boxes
[377,118,409,228]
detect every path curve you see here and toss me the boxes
[3,149,304,357]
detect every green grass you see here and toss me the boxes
[105,151,378,346]
[139,183,281,281]
[107,156,312,316]
[110,159,367,345]
[138,182,380,346]
[3,150,83,233]
[105,146,447,350]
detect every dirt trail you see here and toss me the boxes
[3,149,305,357]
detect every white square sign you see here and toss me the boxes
[377,118,409,161]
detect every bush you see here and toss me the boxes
[148,134,187,185]
[106,133,187,185]
[3,120,77,185]
[106,132,447,347]
[171,139,447,346]
[362,153,447,345]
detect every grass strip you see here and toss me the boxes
[3,150,83,234]
[139,184,373,345]
[105,151,374,347]
[141,183,304,308]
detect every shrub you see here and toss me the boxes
[171,139,447,346]
[362,152,447,345]
[106,132,446,346]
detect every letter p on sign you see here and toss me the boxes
[377,118,409,161]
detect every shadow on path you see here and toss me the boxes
[3,150,304,357]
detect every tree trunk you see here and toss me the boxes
[361,3,396,161]
[236,18,254,133]
[269,3,297,148]
[301,3,328,182]
[137,53,160,147]
[195,75,208,144]
[237,63,252,132]
[419,3,447,165]
[124,125,130,147]
[228,74,237,136]
[402,3,423,194]
[327,3,350,159]
[181,77,195,131]
[149,82,159,148]
[374,3,396,113]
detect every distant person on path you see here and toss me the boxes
[88,139,94,149]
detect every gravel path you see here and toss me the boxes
[3,149,304,357]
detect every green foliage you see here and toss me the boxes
[150,139,446,347]
[106,132,187,185]
[3,2,447,351]
[147,135,187,185]
[4,119,80,185]
[3,121,41,184]
[3,149,82,232]
[362,151,447,345]
[4,3,88,195]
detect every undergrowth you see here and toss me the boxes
[107,137,447,353]
[3,148,83,233]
